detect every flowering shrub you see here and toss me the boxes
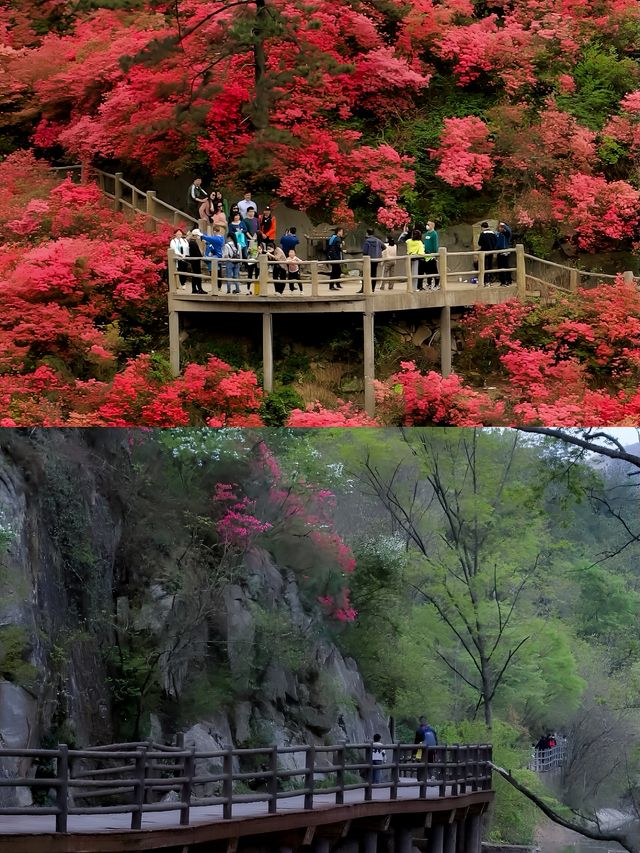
[432,117,494,190]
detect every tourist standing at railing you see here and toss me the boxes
[423,221,439,290]
[406,229,425,291]
[280,227,300,255]
[259,206,277,242]
[237,191,258,218]
[286,249,304,292]
[187,178,208,218]
[210,190,228,217]
[196,227,225,288]
[170,228,191,289]
[199,194,215,232]
[379,237,397,290]
[268,244,287,294]
[495,222,513,286]
[372,734,386,784]
[478,222,498,285]
[186,231,206,294]
[212,202,228,234]
[360,228,385,293]
[327,227,345,291]
[222,234,241,294]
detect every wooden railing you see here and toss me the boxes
[528,740,567,773]
[0,741,492,832]
[49,165,637,292]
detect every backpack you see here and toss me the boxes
[327,234,341,260]
[424,728,437,747]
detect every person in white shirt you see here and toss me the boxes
[237,191,257,219]
[372,734,386,784]
[380,237,397,290]
[169,228,191,288]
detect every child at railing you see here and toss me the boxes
[372,734,386,784]
[286,249,304,292]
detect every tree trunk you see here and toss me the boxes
[252,0,268,131]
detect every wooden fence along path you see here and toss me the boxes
[0,741,492,834]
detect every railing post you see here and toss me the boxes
[269,744,279,814]
[131,746,147,829]
[335,742,345,805]
[180,747,195,826]
[478,252,486,288]
[311,260,320,297]
[258,252,268,297]
[146,191,156,231]
[438,246,448,293]
[419,745,429,799]
[114,172,123,212]
[623,270,635,284]
[515,243,526,300]
[210,257,218,293]
[223,745,234,819]
[363,255,373,295]
[304,745,315,810]
[365,743,374,801]
[390,743,400,800]
[405,254,413,293]
[55,744,69,833]
[450,744,458,796]
[569,267,579,293]
[438,746,446,798]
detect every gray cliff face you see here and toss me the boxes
[0,432,389,797]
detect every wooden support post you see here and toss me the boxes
[169,311,180,377]
[311,261,320,296]
[268,744,278,814]
[365,743,374,801]
[263,313,273,393]
[223,746,234,819]
[428,824,444,853]
[390,743,400,800]
[405,254,413,293]
[443,822,457,853]
[335,743,345,806]
[55,744,69,833]
[363,310,375,418]
[304,745,315,810]
[394,827,412,853]
[258,252,268,297]
[180,748,195,826]
[131,747,147,830]
[114,172,123,212]
[455,819,466,853]
[438,246,448,293]
[315,839,330,853]
[478,252,485,288]
[569,267,579,293]
[465,815,482,853]
[363,831,377,853]
[515,243,526,300]
[363,255,373,295]
[97,170,105,192]
[145,191,156,231]
[440,307,452,377]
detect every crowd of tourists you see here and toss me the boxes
[170,178,513,295]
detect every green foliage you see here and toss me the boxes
[274,350,311,385]
[252,605,313,676]
[260,386,305,426]
[556,43,639,130]
[0,625,37,689]
[176,667,234,725]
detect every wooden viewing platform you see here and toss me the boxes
[0,741,493,853]
[52,166,639,416]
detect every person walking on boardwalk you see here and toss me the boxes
[187,178,208,218]
[196,227,225,288]
[422,221,439,290]
[372,734,386,784]
[268,244,287,294]
[478,222,498,285]
[186,230,206,294]
[495,221,513,285]
[379,237,397,290]
[259,206,277,243]
[327,227,345,291]
[414,716,438,783]
[222,233,241,294]
[360,228,385,292]
[285,249,304,292]
[280,227,300,255]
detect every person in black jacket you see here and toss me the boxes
[495,222,513,285]
[327,227,345,291]
[187,231,206,294]
[478,222,498,285]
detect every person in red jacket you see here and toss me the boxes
[259,206,277,243]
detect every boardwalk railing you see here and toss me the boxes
[49,165,637,294]
[0,741,492,832]
[528,741,566,773]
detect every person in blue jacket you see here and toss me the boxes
[495,221,513,285]
[195,227,225,289]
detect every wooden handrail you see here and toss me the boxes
[0,741,493,831]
